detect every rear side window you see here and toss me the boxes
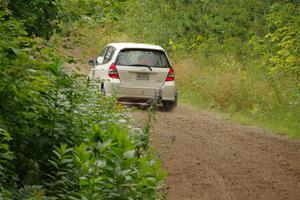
[99,47,109,57]
[116,49,170,68]
[103,46,116,64]
[98,46,115,64]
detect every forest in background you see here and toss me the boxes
[0,0,299,199]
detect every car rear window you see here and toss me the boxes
[116,49,170,68]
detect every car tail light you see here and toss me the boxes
[108,63,119,79]
[166,67,175,81]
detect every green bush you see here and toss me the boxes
[6,0,127,38]
[0,7,165,199]
[57,0,128,35]
[7,0,61,38]
[45,124,165,199]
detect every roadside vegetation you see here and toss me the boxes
[118,0,300,137]
[0,1,164,199]
[49,0,300,138]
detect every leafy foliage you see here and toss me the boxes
[6,0,127,38]
[0,2,164,199]
[7,0,61,38]
[14,185,56,200]
[0,129,15,199]
[46,144,79,198]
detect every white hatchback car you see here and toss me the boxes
[88,43,177,110]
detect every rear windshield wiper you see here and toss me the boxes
[128,64,152,71]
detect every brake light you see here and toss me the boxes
[108,63,119,79]
[166,68,175,81]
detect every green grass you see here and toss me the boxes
[179,87,300,139]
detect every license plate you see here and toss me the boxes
[136,73,149,80]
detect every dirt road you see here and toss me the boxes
[132,105,300,200]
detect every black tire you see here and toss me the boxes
[162,92,178,111]
[100,82,106,95]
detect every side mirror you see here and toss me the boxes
[97,56,104,65]
[88,59,96,66]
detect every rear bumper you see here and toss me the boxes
[104,79,177,101]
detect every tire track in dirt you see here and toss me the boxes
[131,105,300,200]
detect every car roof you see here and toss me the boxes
[108,43,164,51]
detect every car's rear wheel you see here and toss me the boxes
[100,82,106,95]
[162,92,178,111]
